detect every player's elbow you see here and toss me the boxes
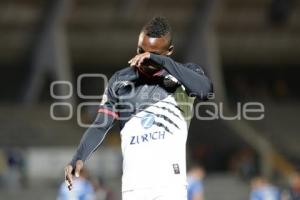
[93,112,115,130]
[194,79,213,100]
[205,80,214,98]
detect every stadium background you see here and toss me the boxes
[0,0,299,199]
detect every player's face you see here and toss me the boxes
[137,32,173,71]
[137,32,173,56]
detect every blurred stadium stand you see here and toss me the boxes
[0,0,300,199]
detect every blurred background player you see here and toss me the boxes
[250,176,280,200]
[281,173,300,200]
[187,165,205,200]
[92,177,114,200]
[58,168,95,200]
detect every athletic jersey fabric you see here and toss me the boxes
[250,186,280,200]
[187,177,204,200]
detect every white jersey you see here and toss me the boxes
[120,91,194,192]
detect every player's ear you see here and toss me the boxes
[166,45,174,56]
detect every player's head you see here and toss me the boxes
[138,16,174,56]
[187,164,205,180]
[250,176,268,189]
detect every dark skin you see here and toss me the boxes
[64,31,174,191]
[128,31,174,72]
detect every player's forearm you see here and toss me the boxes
[69,113,114,167]
[150,54,213,99]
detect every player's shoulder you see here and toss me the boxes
[107,67,139,90]
[110,67,137,81]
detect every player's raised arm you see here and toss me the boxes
[129,52,213,99]
[149,53,213,99]
[64,75,119,191]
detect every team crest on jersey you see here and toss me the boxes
[141,114,155,129]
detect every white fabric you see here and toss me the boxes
[122,185,187,200]
[120,95,188,192]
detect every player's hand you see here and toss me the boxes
[64,160,84,191]
[128,52,151,68]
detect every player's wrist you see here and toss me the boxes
[69,158,81,168]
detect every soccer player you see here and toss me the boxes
[64,16,213,200]
[250,177,280,200]
[187,165,205,200]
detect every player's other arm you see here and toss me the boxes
[64,75,119,191]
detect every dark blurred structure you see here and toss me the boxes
[0,0,300,199]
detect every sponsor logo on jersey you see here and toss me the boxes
[140,114,155,129]
[129,113,177,145]
[130,131,166,145]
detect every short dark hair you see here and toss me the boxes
[142,16,173,44]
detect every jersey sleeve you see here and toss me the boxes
[149,53,213,100]
[69,74,119,168]
[191,181,204,196]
